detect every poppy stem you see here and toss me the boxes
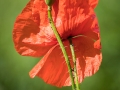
[47,6,76,90]
[68,38,80,90]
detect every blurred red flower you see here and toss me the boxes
[13,0,102,87]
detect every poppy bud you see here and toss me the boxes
[45,0,55,6]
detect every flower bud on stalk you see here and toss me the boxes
[45,0,55,6]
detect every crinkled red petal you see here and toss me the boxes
[29,36,102,87]
[32,0,100,40]
[13,0,100,57]
[13,0,55,57]
[94,39,101,49]
[89,0,98,8]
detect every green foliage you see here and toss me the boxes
[0,0,120,90]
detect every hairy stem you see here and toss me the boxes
[47,6,76,90]
[68,38,80,90]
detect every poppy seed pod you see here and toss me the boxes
[45,0,55,6]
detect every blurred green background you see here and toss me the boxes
[0,0,120,90]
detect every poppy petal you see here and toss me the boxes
[72,36,102,82]
[69,7,100,41]
[32,0,100,40]
[29,44,71,87]
[29,36,102,87]
[13,0,55,57]
[89,0,98,8]
[52,0,99,39]
[13,0,100,57]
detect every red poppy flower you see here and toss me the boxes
[13,0,102,87]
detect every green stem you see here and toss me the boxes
[47,6,76,90]
[68,38,80,90]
